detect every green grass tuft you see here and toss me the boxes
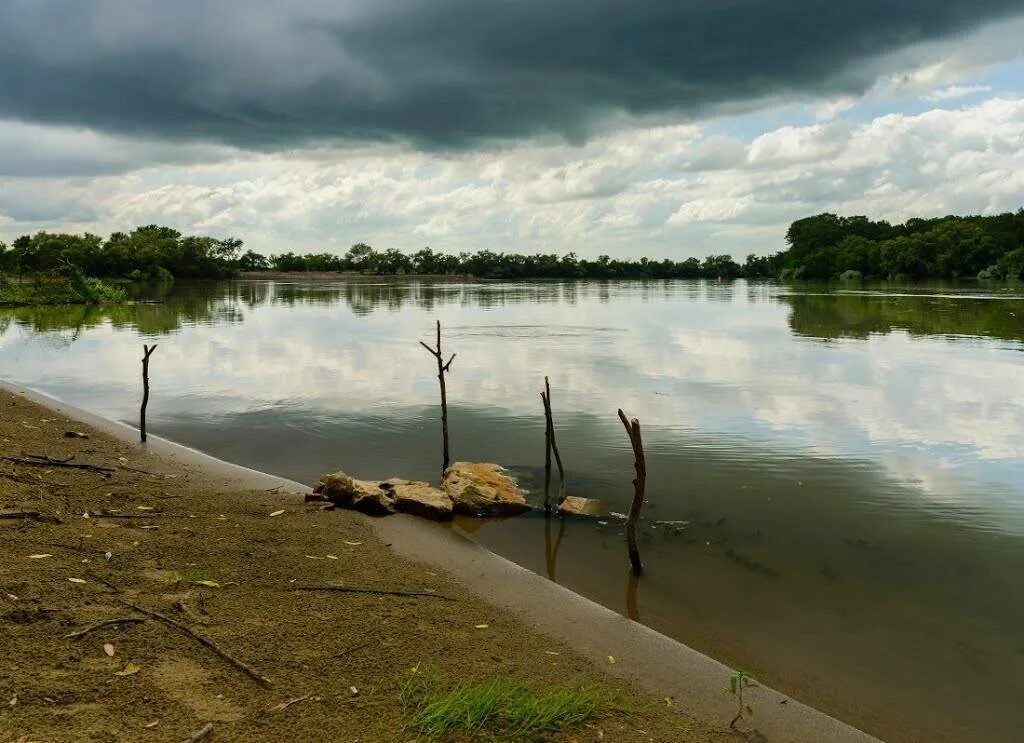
[399,667,610,741]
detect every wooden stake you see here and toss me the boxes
[617,409,646,575]
[626,570,640,621]
[419,321,455,479]
[543,512,567,581]
[140,344,157,443]
[542,396,552,511]
[540,377,566,506]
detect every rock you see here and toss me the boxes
[442,462,531,517]
[557,496,604,518]
[312,472,395,516]
[379,479,453,521]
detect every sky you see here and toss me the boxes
[1,0,1023,259]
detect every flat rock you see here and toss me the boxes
[557,496,604,518]
[312,471,395,516]
[442,462,531,517]
[379,479,453,521]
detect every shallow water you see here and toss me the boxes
[2,278,1023,742]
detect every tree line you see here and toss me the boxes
[0,227,777,280]
[248,244,777,279]
[3,208,1023,282]
[780,210,1024,280]
[0,226,241,281]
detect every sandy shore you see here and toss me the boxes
[0,384,878,742]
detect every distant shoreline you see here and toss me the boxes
[237,271,477,282]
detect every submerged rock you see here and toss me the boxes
[557,496,604,517]
[379,478,453,521]
[442,462,530,517]
[312,472,395,516]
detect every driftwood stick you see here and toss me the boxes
[120,600,272,687]
[62,616,145,640]
[87,511,166,519]
[0,471,65,488]
[23,451,74,464]
[86,570,122,593]
[420,320,454,479]
[182,722,213,743]
[0,509,61,524]
[141,344,157,443]
[116,464,163,476]
[2,456,114,475]
[542,377,566,504]
[268,692,315,712]
[289,585,455,601]
[617,409,646,576]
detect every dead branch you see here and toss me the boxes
[120,600,272,687]
[141,343,157,443]
[617,409,647,576]
[289,585,455,601]
[331,641,370,660]
[62,616,145,640]
[23,451,74,464]
[115,464,163,476]
[0,509,61,524]
[87,511,166,519]
[0,470,66,488]
[419,320,455,479]
[86,570,122,593]
[2,455,114,475]
[269,692,316,712]
[182,722,213,743]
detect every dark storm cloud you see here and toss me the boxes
[0,0,1022,149]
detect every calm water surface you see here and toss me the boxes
[2,279,1023,742]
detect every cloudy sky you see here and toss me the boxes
[1,0,1023,259]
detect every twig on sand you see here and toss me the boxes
[3,454,114,475]
[182,722,213,743]
[331,641,370,660]
[86,570,122,593]
[87,511,166,519]
[289,585,455,601]
[0,471,65,488]
[62,616,145,640]
[120,600,272,688]
[116,464,163,476]
[269,692,317,712]
[0,509,61,524]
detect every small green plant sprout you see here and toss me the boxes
[727,670,757,729]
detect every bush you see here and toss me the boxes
[0,270,126,306]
